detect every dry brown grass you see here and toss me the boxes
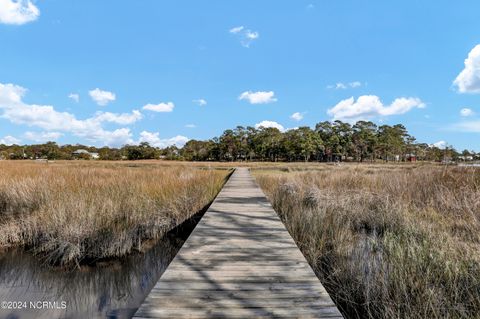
[0,161,228,267]
[254,164,480,319]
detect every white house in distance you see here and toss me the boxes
[72,149,100,160]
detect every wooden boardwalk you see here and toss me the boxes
[133,168,343,318]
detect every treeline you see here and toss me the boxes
[181,121,474,162]
[0,142,156,161]
[0,121,477,162]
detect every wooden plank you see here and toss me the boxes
[165,265,311,271]
[142,301,337,310]
[133,167,343,318]
[148,283,329,292]
[135,307,342,319]
[145,290,331,298]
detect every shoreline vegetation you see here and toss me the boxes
[1,121,477,163]
[254,164,480,318]
[0,161,229,267]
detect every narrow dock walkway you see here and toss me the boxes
[133,168,343,318]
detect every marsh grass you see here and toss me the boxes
[0,161,228,267]
[254,165,480,318]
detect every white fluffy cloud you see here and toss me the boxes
[290,112,304,121]
[430,141,447,149]
[245,30,259,40]
[255,120,285,131]
[97,128,134,146]
[460,108,474,117]
[229,26,259,48]
[0,135,20,145]
[93,110,143,125]
[89,88,116,106]
[327,81,362,90]
[239,91,277,104]
[138,131,189,148]
[229,26,244,33]
[453,45,480,93]
[0,0,39,25]
[68,93,79,103]
[142,102,174,112]
[0,82,137,146]
[192,99,207,106]
[0,83,25,105]
[327,95,425,121]
[24,131,63,142]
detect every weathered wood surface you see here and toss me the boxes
[133,168,343,318]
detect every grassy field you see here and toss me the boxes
[254,164,480,318]
[2,159,479,317]
[0,161,229,267]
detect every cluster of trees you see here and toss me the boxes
[181,121,475,162]
[1,121,477,162]
[0,142,155,161]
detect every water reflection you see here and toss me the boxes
[0,232,185,319]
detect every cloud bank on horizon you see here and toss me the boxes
[0,82,187,147]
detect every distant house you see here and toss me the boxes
[458,155,474,161]
[72,149,99,160]
[405,154,417,162]
[89,152,100,159]
[72,149,89,155]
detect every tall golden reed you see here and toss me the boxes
[255,165,480,318]
[0,161,228,267]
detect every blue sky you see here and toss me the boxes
[1,0,480,150]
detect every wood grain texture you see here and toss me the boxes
[133,168,343,318]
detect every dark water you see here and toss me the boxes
[0,218,198,319]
